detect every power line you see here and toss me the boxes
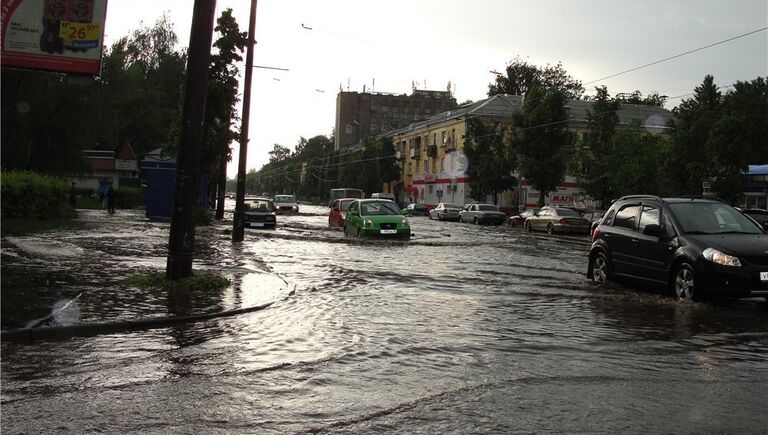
[584,27,768,86]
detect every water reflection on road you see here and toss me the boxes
[2,204,768,433]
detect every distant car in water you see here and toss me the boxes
[507,208,539,227]
[344,199,411,239]
[459,203,507,225]
[429,203,461,221]
[273,194,299,214]
[582,209,607,235]
[328,198,355,228]
[402,203,429,217]
[525,206,590,235]
[244,198,276,229]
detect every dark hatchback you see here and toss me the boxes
[587,195,768,301]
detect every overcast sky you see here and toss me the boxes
[103,0,768,177]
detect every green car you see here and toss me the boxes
[343,199,411,239]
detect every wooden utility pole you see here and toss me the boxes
[166,0,217,279]
[232,0,258,242]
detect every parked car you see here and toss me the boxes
[344,199,411,239]
[508,208,539,227]
[459,203,507,225]
[244,198,277,229]
[328,198,355,228]
[587,195,768,301]
[582,209,607,235]
[743,209,768,231]
[273,194,299,214]
[402,203,429,217]
[429,203,461,221]
[524,206,590,235]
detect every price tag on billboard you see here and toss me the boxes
[59,22,100,48]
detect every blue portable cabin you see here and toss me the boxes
[139,148,208,220]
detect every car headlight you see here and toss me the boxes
[402,217,409,226]
[703,248,742,267]
[364,219,373,228]
[292,205,298,210]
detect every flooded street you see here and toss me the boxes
[3,204,768,433]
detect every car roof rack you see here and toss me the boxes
[617,195,663,202]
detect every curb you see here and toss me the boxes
[1,300,277,345]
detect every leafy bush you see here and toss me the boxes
[1,170,69,218]
[115,187,143,208]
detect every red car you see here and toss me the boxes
[328,198,356,228]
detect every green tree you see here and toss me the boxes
[508,85,569,206]
[268,144,292,164]
[489,56,584,99]
[463,118,516,204]
[577,86,621,207]
[707,77,768,203]
[664,75,722,195]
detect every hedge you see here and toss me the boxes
[1,171,69,219]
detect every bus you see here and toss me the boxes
[329,188,363,206]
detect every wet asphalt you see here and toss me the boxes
[2,204,768,433]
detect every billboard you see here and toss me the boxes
[1,0,107,75]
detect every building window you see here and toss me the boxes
[433,133,437,145]
[441,131,446,146]
[429,185,434,194]
[408,162,413,175]
[424,160,429,173]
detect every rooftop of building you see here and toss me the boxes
[385,94,673,137]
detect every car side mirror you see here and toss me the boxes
[643,224,661,237]
[297,200,301,204]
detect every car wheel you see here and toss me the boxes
[673,262,697,301]
[343,224,349,237]
[590,252,611,284]
[547,224,555,235]
[524,221,532,232]
[437,214,443,221]
[473,217,479,225]
[356,227,362,238]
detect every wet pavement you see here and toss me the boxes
[2,204,768,433]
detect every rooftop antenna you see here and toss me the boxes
[347,78,350,91]
[372,78,375,93]
[412,81,416,93]
[447,81,451,94]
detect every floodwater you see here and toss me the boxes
[2,204,768,433]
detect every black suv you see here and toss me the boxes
[587,195,768,300]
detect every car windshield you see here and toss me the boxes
[478,205,499,211]
[246,200,274,211]
[361,201,401,216]
[274,195,296,203]
[442,203,458,209]
[338,200,353,211]
[669,202,762,234]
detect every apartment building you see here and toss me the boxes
[387,94,672,211]
[334,88,457,151]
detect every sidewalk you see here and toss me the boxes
[1,209,292,342]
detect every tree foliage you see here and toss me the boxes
[247,135,398,203]
[463,118,516,204]
[508,85,570,206]
[488,56,584,99]
[1,15,185,174]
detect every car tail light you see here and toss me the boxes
[559,218,568,224]
[592,227,600,241]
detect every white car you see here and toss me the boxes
[429,203,461,221]
[273,194,299,214]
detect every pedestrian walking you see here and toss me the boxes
[105,186,116,215]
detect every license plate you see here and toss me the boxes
[761,272,768,282]
[380,229,397,234]
[249,222,264,228]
